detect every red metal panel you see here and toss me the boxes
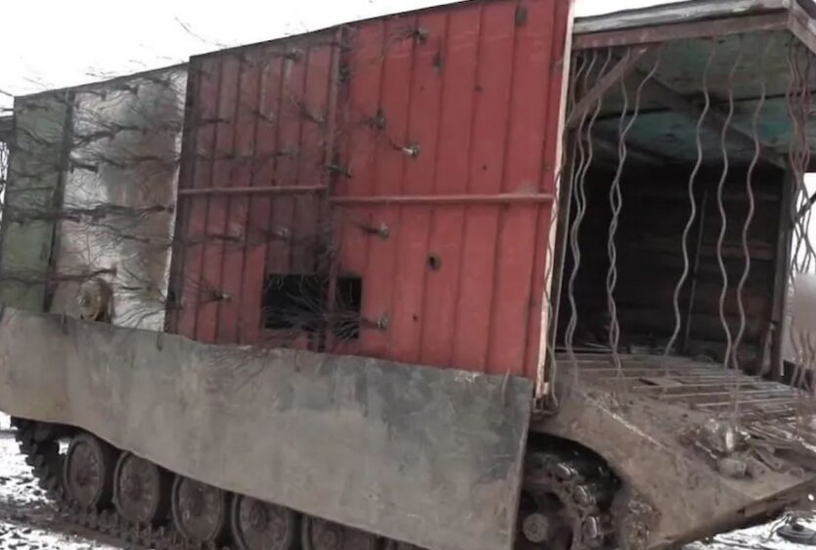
[357,16,417,359]
[525,0,571,375]
[174,34,338,348]
[418,7,479,368]
[388,11,446,364]
[488,0,559,376]
[219,51,260,344]
[329,21,385,356]
[172,0,570,381]
[332,0,566,378]
[239,49,284,345]
[197,55,240,344]
[176,57,221,339]
[453,1,515,374]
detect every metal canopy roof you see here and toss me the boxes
[569,0,816,169]
[574,0,794,34]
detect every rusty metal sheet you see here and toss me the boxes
[0,93,70,311]
[171,34,337,347]
[330,0,568,378]
[574,0,790,34]
[47,67,187,330]
[0,306,533,550]
[170,0,572,385]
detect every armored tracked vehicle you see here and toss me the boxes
[2,1,816,549]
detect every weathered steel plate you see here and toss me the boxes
[0,93,70,311]
[0,307,532,550]
[49,67,187,331]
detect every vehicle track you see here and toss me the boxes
[12,417,618,550]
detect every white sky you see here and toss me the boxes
[0,0,685,110]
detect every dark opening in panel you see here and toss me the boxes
[262,274,363,340]
[334,275,362,340]
[263,274,324,333]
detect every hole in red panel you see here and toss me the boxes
[261,274,362,341]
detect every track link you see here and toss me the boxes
[13,418,619,550]
[12,418,226,550]
[522,449,618,550]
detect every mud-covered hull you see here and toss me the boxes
[0,307,532,550]
[537,354,816,549]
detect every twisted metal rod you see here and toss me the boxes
[733,38,770,373]
[608,47,662,383]
[665,44,718,362]
[565,49,610,375]
[785,40,812,392]
[541,53,590,407]
[715,45,744,379]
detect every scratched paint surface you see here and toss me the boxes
[171,0,571,381]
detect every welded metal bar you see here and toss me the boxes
[566,49,611,373]
[330,193,555,206]
[566,46,651,129]
[771,170,796,379]
[733,39,770,375]
[607,48,662,383]
[783,40,814,392]
[670,45,717,358]
[587,369,744,377]
[178,185,327,196]
[42,90,75,314]
[574,12,788,50]
[596,374,764,384]
[322,28,345,354]
[788,43,816,273]
[681,188,708,355]
[635,386,794,397]
[721,37,758,427]
[787,7,816,58]
[547,56,591,404]
[541,139,578,406]
[794,191,816,221]
[699,396,804,409]
[714,46,741,381]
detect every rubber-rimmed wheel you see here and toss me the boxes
[113,452,171,526]
[516,489,573,550]
[63,433,117,510]
[302,516,379,550]
[231,494,299,550]
[171,475,229,545]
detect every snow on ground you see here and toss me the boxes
[0,414,119,549]
[688,516,816,550]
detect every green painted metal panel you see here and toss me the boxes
[0,92,70,311]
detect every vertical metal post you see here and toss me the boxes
[43,90,75,313]
[546,136,577,358]
[771,170,796,380]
